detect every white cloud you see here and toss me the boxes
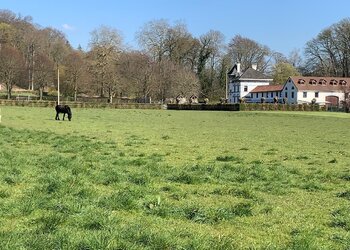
[62,24,75,31]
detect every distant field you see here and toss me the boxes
[0,106,349,249]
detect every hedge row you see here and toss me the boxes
[0,100,328,112]
[167,103,240,111]
[167,103,326,112]
[0,100,162,109]
[239,103,326,111]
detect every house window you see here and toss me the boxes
[303,92,307,98]
[291,92,294,98]
[285,92,288,98]
[244,86,248,92]
[315,92,319,98]
[291,86,295,90]
[256,93,258,98]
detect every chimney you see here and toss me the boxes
[236,63,241,73]
[252,64,257,70]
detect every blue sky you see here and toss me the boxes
[2,0,350,56]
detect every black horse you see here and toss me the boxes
[55,105,72,121]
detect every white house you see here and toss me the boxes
[281,76,350,105]
[227,63,273,103]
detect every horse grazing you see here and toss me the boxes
[55,105,72,121]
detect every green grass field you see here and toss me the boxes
[0,106,349,249]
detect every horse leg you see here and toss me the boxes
[63,113,65,120]
[55,112,60,120]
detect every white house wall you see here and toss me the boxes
[283,79,346,104]
[297,90,345,104]
[228,81,269,103]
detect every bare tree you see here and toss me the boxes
[35,53,54,100]
[304,18,350,77]
[0,45,24,99]
[192,30,225,97]
[136,19,170,63]
[117,51,156,102]
[88,25,123,102]
[228,35,272,73]
[64,51,86,101]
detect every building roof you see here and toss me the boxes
[250,85,284,93]
[228,64,272,81]
[228,64,239,76]
[290,76,350,92]
[240,68,272,80]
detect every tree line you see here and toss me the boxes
[1,9,350,102]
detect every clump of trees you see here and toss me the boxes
[304,18,350,77]
[0,9,349,103]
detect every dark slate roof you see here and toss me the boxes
[240,68,272,80]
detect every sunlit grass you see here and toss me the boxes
[0,106,349,249]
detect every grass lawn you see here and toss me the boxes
[0,106,349,249]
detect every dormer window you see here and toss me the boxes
[340,80,347,85]
[330,79,338,85]
[309,79,317,85]
[298,79,305,84]
[319,79,327,85]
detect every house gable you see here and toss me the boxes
[283,76,350,104]
[228,64,273,103]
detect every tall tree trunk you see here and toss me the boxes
[74,87,77,102]
[6,84,11,100]
[39,87,43,100]
[109,91,113,104]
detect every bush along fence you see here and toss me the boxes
[167,103,327,112]
[0,100,162,109]
[239,103,327,111]
[167,103,240,111]
[0,99,332,111]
